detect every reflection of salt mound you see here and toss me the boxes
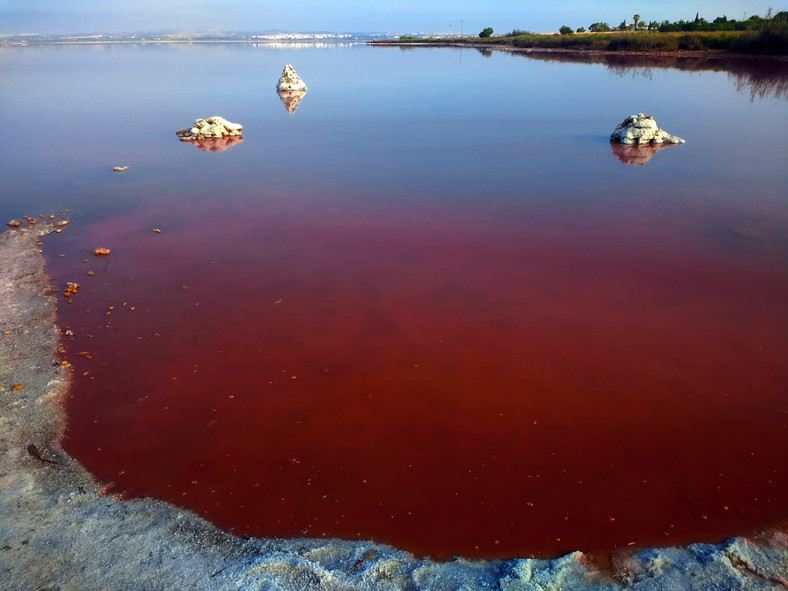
[610,141,677,166]
[610,113,685,145]
[176,116,243,141]
[276,64,307,91]
[191,136,244,152]
[277,89,307,114]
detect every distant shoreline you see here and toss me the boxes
[0,32,372,47]
[370,29,788,58]
[369,41,785,61]
[3,37,784,60]
[0,39,361,46]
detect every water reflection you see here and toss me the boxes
[277,89,307,114]
[187,136,244,152]
[726,59,788,101]
[517,51,788,101]
[251,42,354,49]
[610,141,678,165]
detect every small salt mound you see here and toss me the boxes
[610,113,685,145]
[277,64,307,91]
[176,116,243,141]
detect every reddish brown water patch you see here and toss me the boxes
[55,188,787,560]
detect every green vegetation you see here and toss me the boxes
[590,22,612,32]
[731,11,788,54]
[656,12,786,32]
[377,11,788,55]
[507,30,742,52]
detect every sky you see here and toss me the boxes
[0,0,780,35]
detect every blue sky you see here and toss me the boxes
[0,1,779,35]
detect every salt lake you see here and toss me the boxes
[1,43,786,560]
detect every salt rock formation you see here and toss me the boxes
[277,64,307,91]
[610,113,685,145]
[277,89,307,114]
[176,116,243,142]
[610,141,678,166]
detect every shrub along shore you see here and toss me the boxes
[372,28,788,56]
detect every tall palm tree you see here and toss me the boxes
[633,14,641,29]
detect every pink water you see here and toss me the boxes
[54,185,787,560]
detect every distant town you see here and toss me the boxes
[0,31,405,45]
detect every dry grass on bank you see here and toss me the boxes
[382,27,788,55]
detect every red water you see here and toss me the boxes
[54,187,787,560]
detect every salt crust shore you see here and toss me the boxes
[1,224,786,591]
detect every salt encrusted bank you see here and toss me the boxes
[176,116,243,141]
[611,113,685,145]
[277,64,307,91]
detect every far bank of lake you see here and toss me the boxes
[372,26,788,56]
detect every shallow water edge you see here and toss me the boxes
[0,225,785,590]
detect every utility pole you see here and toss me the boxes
[461,19,464,37]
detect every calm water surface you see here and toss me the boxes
[1,44,787,560]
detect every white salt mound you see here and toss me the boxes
[177,116,243,141]
[611,113,685,145]
[277,64,307,91]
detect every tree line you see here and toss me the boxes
[560,10,788,35]
[476,10,788,37]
